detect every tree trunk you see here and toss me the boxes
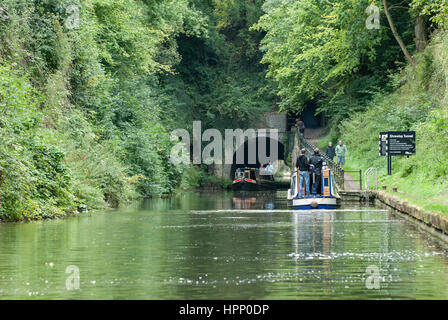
[415,15,427,52]
[382,0,416,66]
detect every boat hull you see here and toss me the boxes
[232,181,260,191]
[232,178,278,191]
[291,197,338,210]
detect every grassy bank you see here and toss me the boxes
[319,30,448,216]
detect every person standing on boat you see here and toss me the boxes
[335,140,348,169]
[325,141,336,162]
[310,148,324,195]
[265,161,275,181]
[296,149,311,197]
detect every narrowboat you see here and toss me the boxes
[232,167,277,191]
[287,165,338,210]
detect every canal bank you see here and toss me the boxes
[372,190,448,240]
[307,130,448,244]
[337,189,448,242]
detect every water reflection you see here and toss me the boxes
[233,196,256,209]
[0,191,447,299]
[292,212,333,274]
[232,191,278,210]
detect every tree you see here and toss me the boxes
[414,14,428,52]
[411,0,448,28]
[383,0,416,66]
[254,0,389,113]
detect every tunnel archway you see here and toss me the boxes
[287,100,324,130]
[230,136,285,179]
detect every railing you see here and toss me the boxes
[364,167,378,190]
[283,131,296,167]
[297,134,345,189]
[364,167,378,202]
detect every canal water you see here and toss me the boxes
[1,191,448,299]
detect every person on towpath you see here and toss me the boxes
[296,118,305,138]
[325,141,336,162]
[335,140,348,169]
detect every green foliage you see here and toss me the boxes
[255,0,391,112]
[178,166,202,191]
[0,63,76,220]
[254,0,447,121]
[1,0,446,221]
[339,30,448,201]
[163,1,275,130]
[316,129,340,150]
[411,0,448,28]
[0,0,274,220]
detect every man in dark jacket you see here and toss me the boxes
[309,148,324,195]
[325,141,336,161]
[296,149,311,197]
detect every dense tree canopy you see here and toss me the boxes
[0,0,274,220]
[255,0,447,120]
[0,0,447,220]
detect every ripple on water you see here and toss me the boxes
[0,192,448,299]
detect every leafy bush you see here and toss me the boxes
[0,0,280,220]
[0,63,77,220]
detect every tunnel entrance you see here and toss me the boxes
[287,100,324,130]
[230,137,285,179]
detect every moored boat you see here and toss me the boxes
[232,167,277,191]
